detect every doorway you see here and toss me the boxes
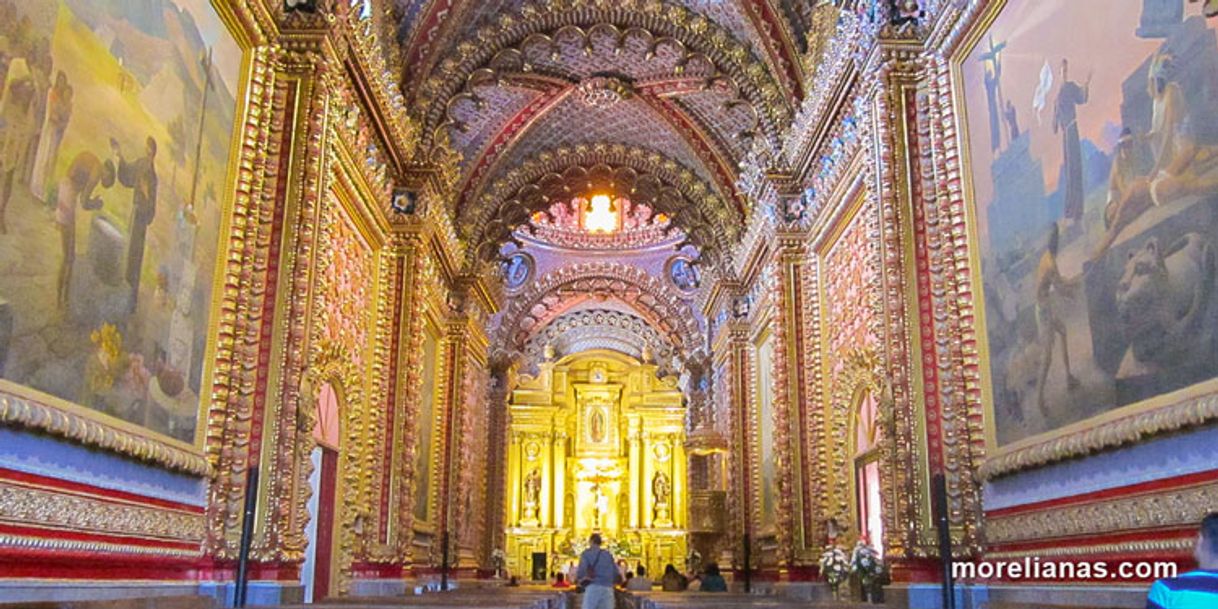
[303,382,341,602]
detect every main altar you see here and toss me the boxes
[503,349,687,580]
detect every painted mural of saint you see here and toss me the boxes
[1052,58,1090,222]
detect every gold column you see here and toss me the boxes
[628,419,642,529]
[673,435,686,528]
[553,432,567,530]
[508,431,522,527]
[541,432,554,527]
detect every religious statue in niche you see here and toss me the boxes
[589,407,607,443]
[652,470,672,526]
[523,467,541,523]
[565,492,575,527]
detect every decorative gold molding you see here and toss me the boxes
[0,533,204,558]
[979,392,1218,480]
[0,482,205,543]
[984,538,1195,561]
[986,481,1218,544]
[0,385,209,476]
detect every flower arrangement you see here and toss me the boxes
[850,539,885,602]
[819,543,850,597]
[851,539,883,580]
[490,548,506,578]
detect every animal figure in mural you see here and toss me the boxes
[1115,233,1217,379]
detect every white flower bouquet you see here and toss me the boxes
[819,543,850,590]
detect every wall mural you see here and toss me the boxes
[0,0,239,444]
[962,1,1218,446]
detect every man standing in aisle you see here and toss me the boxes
[576,533,620,609]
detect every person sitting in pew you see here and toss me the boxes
[626,565,653,591]
[697,562,728,592]
[661,564,688,591]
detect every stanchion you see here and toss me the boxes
[742,532,752,593]
[932,473,955,609]
[235,467,259,608]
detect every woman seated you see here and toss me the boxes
[660,564,688,591]
[625,565,653,591]
[698,563,728,592]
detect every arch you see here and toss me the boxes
[492,263,703,364]
[848,385,884,554]
[825,348,893,551]
[459,143,738,272]
[297,342,365,596]
[521,308,680,376]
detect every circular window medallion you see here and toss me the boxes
[666,256,700,293]
[502,252,534,291]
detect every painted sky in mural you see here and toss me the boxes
[963,1,1218,446]
[0,0,238,443]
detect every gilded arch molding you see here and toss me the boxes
[493,263,703,361]
[460,143,738,270]
[823,348,897,555]
[521,308,681,376]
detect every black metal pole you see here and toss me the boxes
[235,466,259,608]
[742,532,752,593]
[932,473,955,609]
[440,531,450,591]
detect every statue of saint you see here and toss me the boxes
[652,471,671,505]
[524,468,541,511]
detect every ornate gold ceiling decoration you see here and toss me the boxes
[411,0,792,160]
[522,196,679,250]
[576,75,634,108]
[520,308,681,377]
[460,142,737,270]
[492,262,703,360]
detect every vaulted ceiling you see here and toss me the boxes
[391,0,813,264]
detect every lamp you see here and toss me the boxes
[583,194,618,233]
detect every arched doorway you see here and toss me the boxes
[303,382,342,602]
[850,388,884,554]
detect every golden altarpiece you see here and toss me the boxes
[504,350,687,580]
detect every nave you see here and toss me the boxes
[2,0,1218,609]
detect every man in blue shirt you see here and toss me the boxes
[576,533,620,609]
[1147,512,1218,608]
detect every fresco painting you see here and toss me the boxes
[0,0,238,443]
[963,1,1218,446]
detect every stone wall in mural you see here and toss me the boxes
[0,0,238,443]
[963,1,1218,446]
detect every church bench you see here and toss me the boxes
[0,597,212,609]
[978,602,1134,609]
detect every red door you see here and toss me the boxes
[313,447,339,601]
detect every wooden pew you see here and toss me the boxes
[0,598,212,609]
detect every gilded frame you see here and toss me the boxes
[412,304,444,534]
[748,318,777,539]
[0,0,258,475]
[949,0,1218,478]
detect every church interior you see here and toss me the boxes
[2,0,1218,608]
